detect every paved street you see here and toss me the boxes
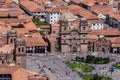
[26,53,120,80]
[26,54,82,80]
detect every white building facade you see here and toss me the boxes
[90,22,105,30]
[46,12,61,24]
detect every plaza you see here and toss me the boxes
[26,52,120,80]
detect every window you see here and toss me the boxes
[64,40,66,43]
[83,35,86,37]
[83,27,86,30]
[18,47,20,52]
[10,39,13,43]
[22,47,24,52]
[51,20,53,22]
[14,39,15,42]
[53,31,55,33]
[64,35,66,37]
[83,40,85,42]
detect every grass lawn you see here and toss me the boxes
[75,55,112,64]
[65,62,94,72]
[32,19,49,26]
[39,29,47,36]
[81,74,111,80]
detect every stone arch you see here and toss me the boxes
[72,46,77,52]
[102,48,105,52]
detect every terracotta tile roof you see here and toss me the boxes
[14,28,29,36]
[73,0,109,5]
[91,28,120,36]
[86,33,98,40]
[23,32,48,46]
[0,8,24,16]
[0,25,11,34]
[0,21,5,25]
[0,65,28,80]
[46,6,67,13]
[34,0,50,3]
[72,0,95,6]
[91,4,120,21]
[109,37,120,43]
[23,19,37,30]
[68,5,82,14]
[0,44,14,54]
[0,19,27,24]
[0,65,22,74]
[91,4,112,14]
[72,0,81,4]
[0,38,5,46]
[112,43,120,47]
[67,5,101,24]
[81,0,95,6]
[52,0,67,6]
[20,1,45,12]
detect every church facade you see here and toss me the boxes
[48,10,90,53]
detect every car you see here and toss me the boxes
[54,68,58,72]
[48,68,51,70]
[51,70,55,73]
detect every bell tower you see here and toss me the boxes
[7,28,18,44]
[14,36,26,68]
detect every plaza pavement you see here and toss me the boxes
[26,53,83,80]
[26,53,120,80]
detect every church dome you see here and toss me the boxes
[60,10,76,21]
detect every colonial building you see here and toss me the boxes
[0,65,28,80]
[47,10,90,53]
[87,28,120,54]
[46,6,67,24]
[68,5,106,30]
[20,1,46,22]
[0,64,52,80]
[0,28,48,67]
[87,35,111,53]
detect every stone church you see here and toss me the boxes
[0,28,48,67]
[0,28,26,67]
[47,10,90,53]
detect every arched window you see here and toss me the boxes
[83,27,86,30]
[22,47,24,52]
[10,39,13,43]
[14,39,16,43]
[18,47,20,52]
